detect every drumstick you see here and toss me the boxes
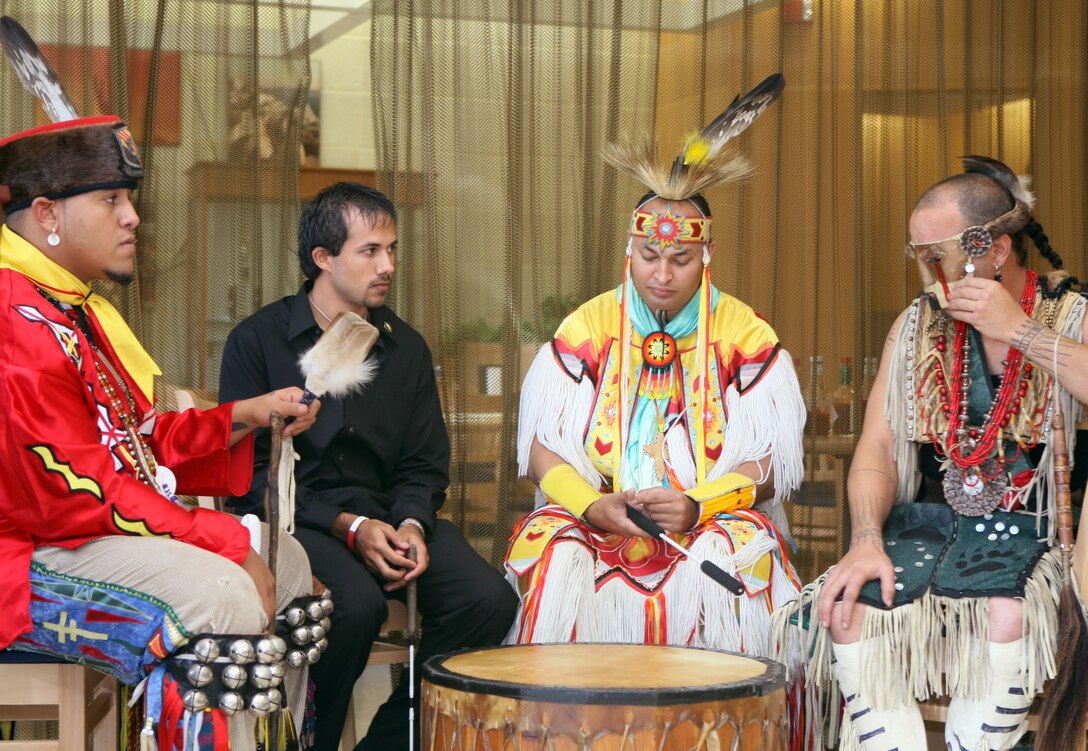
[407,543,418,751]
[626,507,746,595]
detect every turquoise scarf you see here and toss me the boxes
[616,279,720,491]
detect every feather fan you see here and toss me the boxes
[0,16,79,122]
[299,311,380,401]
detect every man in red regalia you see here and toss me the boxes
[0,114,321,749]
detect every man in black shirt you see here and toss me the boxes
[219,182,517,750]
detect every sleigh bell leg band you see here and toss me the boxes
[165,633,291,717]
[276,590,334,666]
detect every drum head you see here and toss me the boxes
[422,643,785,706]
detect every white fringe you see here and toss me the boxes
[886,301,922,505]
[577,577,646,644]
[511,523,794,658]
[517,345,603,501]
[770,550,1066,749]
[712,353,806,534]
[665,420,696,489]
[504,537,595,644]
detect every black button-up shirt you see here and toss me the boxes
[219,282,449,535]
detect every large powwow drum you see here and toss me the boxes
[421,643,787,750]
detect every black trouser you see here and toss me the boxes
[294,520,518,751]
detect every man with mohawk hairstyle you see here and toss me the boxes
[220,181,517,751]
[773,156,1088,751]
[503,75,807,657]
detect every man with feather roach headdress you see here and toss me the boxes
[504,75,807,661]
[773,158,1088,750]
[0,15,323,751]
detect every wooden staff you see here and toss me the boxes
[263,412,285,748]
[264,412,285,583]
[1035,394,1087,751]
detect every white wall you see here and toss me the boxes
[311,18,375,169]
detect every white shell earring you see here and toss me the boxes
[702,244,710,265]
[47,227,60,246]
[625,238,633,257]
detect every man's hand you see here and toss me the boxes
[632,487,697,533]
[348,518,418,586]
[239,547,276,625]
[815,529,896,634]
[946,276,1029,345]
[231,387,321,443]
[582,489,647,537]
[385,522,430,592]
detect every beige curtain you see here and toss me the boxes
[372,0,1088,580]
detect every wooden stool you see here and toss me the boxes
[0,654,117,751]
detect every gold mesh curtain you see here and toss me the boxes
[0,0,310,392]
[374,0,1086,580]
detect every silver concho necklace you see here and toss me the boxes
[942,458,1006,516]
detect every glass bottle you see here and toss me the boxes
[831,357,856,436]
[860,355,879,420]
[804,355,832,437]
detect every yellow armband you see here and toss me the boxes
[539,464,602,517]
[686,472,757,524]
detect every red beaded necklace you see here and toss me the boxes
[945,270,1037,467]
[938,271,1037,514]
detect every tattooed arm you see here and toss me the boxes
[816,311,905,638]
[1008,317,1088,403]
[948,276,1088,403]
[228,387,320,445]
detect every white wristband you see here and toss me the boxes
[346,515,369,550]
[348,516,368,533]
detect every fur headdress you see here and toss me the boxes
[0,117,143,211]
[0,17,142,212]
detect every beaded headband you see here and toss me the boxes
[630,205,710,251]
